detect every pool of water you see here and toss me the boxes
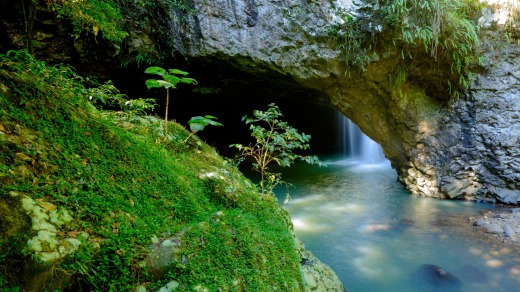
[275,158,520,291]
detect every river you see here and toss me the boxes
[276,157,520,291]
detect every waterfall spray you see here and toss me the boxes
[338,114,386,164]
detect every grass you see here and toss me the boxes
[0,50,303,291]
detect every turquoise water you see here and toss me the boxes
[276,158,520,292]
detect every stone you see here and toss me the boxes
[413,264,462,290]
[503,225,515,237]
[484,223,503,234]
[302,269,318,290]
[158,280,180,292]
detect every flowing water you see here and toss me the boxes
[274,117,520,291]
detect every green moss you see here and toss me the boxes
[0,50,304,290]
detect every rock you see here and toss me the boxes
[126,0,520,203]
[302,269,318,290]
[295,239,345,291]
[503,225,515,237]
[413,264,462,290]
[472,210,520,246]
[475,219,503,234]
[158,280,180,292]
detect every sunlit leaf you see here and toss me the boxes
[145,79,161,89]
[144,66,166,75]
[168,68,189,76]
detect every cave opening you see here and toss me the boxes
[110,58,342,159]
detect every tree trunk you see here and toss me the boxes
[164,88,169,140]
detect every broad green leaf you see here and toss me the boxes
[163,75,181,86]
[144,66,166,75]
[145,79,162,89]
[180,77,198,85]
[208,120,223,127]
[168,68,189,76]
[189,116,205,122]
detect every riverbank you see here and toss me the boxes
[470,207,520,247]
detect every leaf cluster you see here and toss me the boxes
[46,0,128,43]
[87,79,157,116]
[231,103,322,196]
[144,66,197,90]
[183,115,223,143]
[384,0,482,91]
[327,0,482,94]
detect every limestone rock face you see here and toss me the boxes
[165,0,520,203]
[404,40,520,203]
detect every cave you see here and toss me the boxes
[108,58,342,158]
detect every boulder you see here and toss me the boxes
[412,264,462,291]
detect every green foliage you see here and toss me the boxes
[384,0,481,88]
[328,0,482,93]
[183,115,223,143]
[87,79,157,116]
[0,50,304,290]
[231,103,322,196]
[326,13,374,75]
[145,66,198,140]
[46,0,128,43]
[503,1,520,44]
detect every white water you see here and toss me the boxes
[338,115,386,164]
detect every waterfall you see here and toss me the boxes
[338,114,386,164]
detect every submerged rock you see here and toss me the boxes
[412,264,462,291]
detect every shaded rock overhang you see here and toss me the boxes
[161,0,520,204]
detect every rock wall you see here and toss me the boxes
[403,38,520,203]
[161,0,520,203]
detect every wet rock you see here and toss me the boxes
[472,210,520,246]
[503,225,515,237]
[484,223,503,234]
[413,264,462,291]
[295,239,346,291]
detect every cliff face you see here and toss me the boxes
[154,0,520,203]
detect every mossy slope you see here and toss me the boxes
[0,51,312,291]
